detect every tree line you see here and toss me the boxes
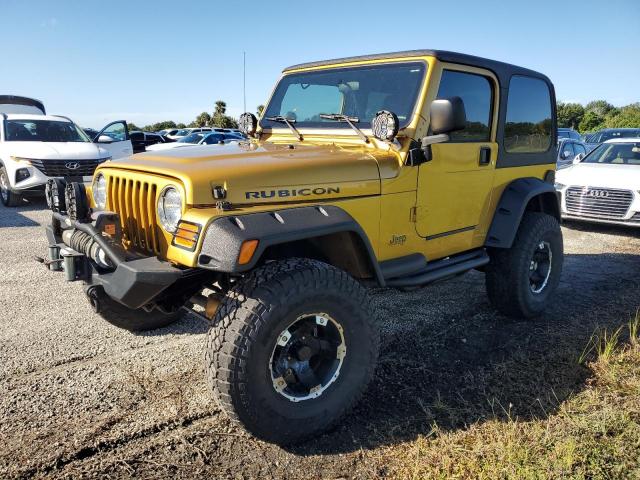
[557,100,640,133]
[127,101,265,133]
[127,98,639,135]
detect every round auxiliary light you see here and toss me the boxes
[238,112,258,137]
[157,186,182,233]
[371,110,399,142]
[92,174,107,210]
[45,178,67,213]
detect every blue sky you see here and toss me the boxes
[2,0,638,128]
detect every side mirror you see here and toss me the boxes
[573,153,584,164]
[561,150,572,159]
[417,97,467,162]
[430,96,467,135]
[97,135,114,144]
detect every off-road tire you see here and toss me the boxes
[0,167,23,207]
[205,258,380,444]
[87,287,181,331]
[486,212,563,318]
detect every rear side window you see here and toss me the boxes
[504,76,552,153]
[437,70,493,142]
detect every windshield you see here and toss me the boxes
[262,62,426,131]
[582,142,640,165]
[5,119,91,142]
[175,129,190,136]
[587,130,640,143]
[178,133,205,144]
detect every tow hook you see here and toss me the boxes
[85,286,101,314]
[36,243,85,281]
[34,255,64,270]
[34,244,65,271]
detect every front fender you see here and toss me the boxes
[197,205,384,285]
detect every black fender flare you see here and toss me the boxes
[197,205,385,286]
[485,177,560,249]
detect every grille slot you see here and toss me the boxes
[108,175,160,255]
[30,158,108,177]
[565,187,633,220]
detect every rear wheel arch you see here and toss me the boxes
[485,177,560,249]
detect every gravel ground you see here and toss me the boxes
[1,199,639,479]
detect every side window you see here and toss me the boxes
[101,122,126,142]
[561,142,575,160]
[570,130,581,140]
[436,70,493,142]
[504,76,552,153]
[204,134,223,145]
[574,143,587,156]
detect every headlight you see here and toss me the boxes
[554,182,565,190]
[157,186,182,233]
[10,156,32,166]
[92,174,107,209]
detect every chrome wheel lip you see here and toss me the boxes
[529,240,552,294]
[269,312,346,403]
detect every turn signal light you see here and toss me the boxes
[172,221,201,251]
[238,239,259,265]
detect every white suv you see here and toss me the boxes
[0,96,133,207]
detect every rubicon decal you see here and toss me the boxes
[245,187,340,199]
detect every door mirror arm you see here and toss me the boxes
[420,133,450,163]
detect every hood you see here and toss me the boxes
[6,141,104,160]
[556,162,640,189]
[99,142,395,205]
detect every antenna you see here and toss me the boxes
[243,51,247,113]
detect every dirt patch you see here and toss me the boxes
[1,202,640,479]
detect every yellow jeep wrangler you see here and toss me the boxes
[42,50,562,444]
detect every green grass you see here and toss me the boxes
[375,314,640,479]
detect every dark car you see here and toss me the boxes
[584,128,640,152]
[82,128,100,140]
[130,131,175,153]
[558,128,582,141]
[557,137,588,169]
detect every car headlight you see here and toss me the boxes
[10,156,32,166]
[92,174,107,209]
[554,182,565,190]
[157,186,182,233]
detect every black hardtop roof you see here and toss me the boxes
[283,49,551,85]
[0,95,46,114]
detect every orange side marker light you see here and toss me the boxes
[238,240,259,265]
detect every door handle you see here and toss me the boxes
[479,147,491,166]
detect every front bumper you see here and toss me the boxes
[560,213,640,228]
[557,187,640,228]
[46,212,188,309]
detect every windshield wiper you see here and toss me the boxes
[319,113,369,143]
[264,116,303,141]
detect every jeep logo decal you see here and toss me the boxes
[245,187,340,200]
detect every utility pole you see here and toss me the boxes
[243,51,246,114]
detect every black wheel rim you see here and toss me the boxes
[269,313,346,402]
[529,241,552,294]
